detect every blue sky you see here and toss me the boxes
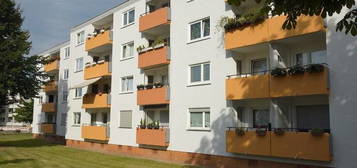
[15,0,125,55]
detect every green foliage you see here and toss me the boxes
[14,99,33,123]
[220,8,267,32]
[227,0,357,36]
[0,0,48,106]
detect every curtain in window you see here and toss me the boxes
[124,13,128,25]
[205,112,210,127]
[190,22,201,40]
[129,10,135,23]
[127,77,133,91]
[191,65,201,82]
[190,112,203,127]
[203,64,210,81]
[121,78,126,92]
[203,19,210,37]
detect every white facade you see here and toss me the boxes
[32,0,357,167]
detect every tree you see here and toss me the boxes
[0,0,47,107]
[227,0,357,36]
[14,99,33,123]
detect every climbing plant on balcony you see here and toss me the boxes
[219,8,267,32]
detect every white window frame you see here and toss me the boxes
[73,112,81,126]
[77,31,85,45]
[62,91,68,103]
[75,57,84,72]
[188,62,211,86]
[120,76,134,93]
[74,88,83,99]
[122,8,135,27]
[63,69,69,80]
[187,108,211,131]
[188,17,210,43]
[64,47,70,59]
[121,41,135,60]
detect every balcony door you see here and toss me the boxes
[251,59,267,75]
[296,105,330,130]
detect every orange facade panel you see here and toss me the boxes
[136,128,169,147]
[271,132,331,161]
[226,130,271,156]
[44,59,59,72]
[44,81,57,92]
[42,103,56,113]
[85,30,112,51]
[82,93,111,109]
[270,68,329,97]
[137,87,170,106]
[81,126,109,141]
[225,15,325,50]
[226,74,270,100]
[139,7,170,32]
[138,46,170,69]
[41,124,55,134]
[84,62,111,80]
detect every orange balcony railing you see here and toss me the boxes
[225,15,325,50]
[137,86,170,106]
[139,7,171,32]
[85,30,112,51]
[43,81,58,92]
[136,128,169,147]
[42,103,56,113]
[138,46,170,69]
[41,123,56,134]
[84,62,111,80]
[81,125,109,141]
[82,93,111,109]
[44,59,59,72]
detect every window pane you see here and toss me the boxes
[252,59,267,75]
[128,77,133,91]
[190,65,201,83]
[190,112,203,127]
[124,13,128,25]
[129,10,135,23]
[253,109,270,128]
[190,22,201,40]
[121,78,126,92]
[296,53,303,65]
[122,45,127,58]
[205,112,210,128]
[203,64,210,81]
[311,50,327,64]
[203,18,210,37]
[129,43,134,57]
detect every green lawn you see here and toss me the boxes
[0,134,195,168]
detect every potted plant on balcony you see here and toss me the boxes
[147,122,154,129]
[256,128,267,136]
[145,84,153,89]
[154,121,160,129]
[310,128,325,136]
[288,65,305,75]
[305,64,324,73]
[137,84,145,90]
[271,68,287,77]
[154,82,164,88]
[273,128,285,136]
[235,128,245,136]
[140,119,146,129]
[137,45,146,54]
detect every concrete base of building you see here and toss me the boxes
[32,133,65,145]
[65,139,324,168]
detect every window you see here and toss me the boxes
[295,50,327,65]
[64,47,70,59]
[189,62,210,84]
[77,31,85,45]
[75,58,84,72]
[119,110,132,128]
[73,112,81,125]
[122,42,134,59]
[90,113,96,125]
[39,96,43,104]
[189,18,210,41]
[189,108,210,129]
[75,88,82,98]
[251,59,267,75]
[296,105,330,130]
[123,9,135,26]
[253,109,270,128]
[62,91,68,102]
[63,69,69,80]
[60,113,67,126]
[121,76,133,93]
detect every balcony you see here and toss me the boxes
[138,46,170,69]
[139,7,170,33]
[81,125,109,141]
[85,30,113,52]
[41,124,56,134]
[84,61,111,80]
[136,128,169,147]
[82,93,111,109]
[137,86,170,106]
[44,59,59,72]
[226,68,329,100]
[43,81,57,92]
[225,15,325,50]
[226,130,331,162]
[42,103,56,113]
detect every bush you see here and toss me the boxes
[220,8,267,32]
[305,64,324,73]
[235,128,245,136]
[271,68,287,77]
[288,65,305,75]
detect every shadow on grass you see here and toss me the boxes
[0,137,58,148]
[0,159,34,165]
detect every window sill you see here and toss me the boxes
[187,36,210,45]
[72,125,80,127]
[121,22,135,29]
[118,127,132,129]
[73,97,82,100]
[186,128,211,132]
[119,91,134,95]
[120,57,134,62]
[76,43,84,47]
[74,70,83,73]
[187,82,211,87]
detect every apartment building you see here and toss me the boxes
[32,0,357,168]
[0,104,27,127]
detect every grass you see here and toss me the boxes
[0,133,196,168]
